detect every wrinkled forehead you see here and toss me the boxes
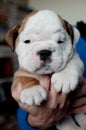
[21,10,64,34]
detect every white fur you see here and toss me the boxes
[75,114,86,129]
[16,10,84,94]
[56,114,86,130]
[15,10,84,130]
[19,85,47,106]
[51,52,84,93]
[16,10,79,74]
[56,117,81,130]
[16,10,70,74]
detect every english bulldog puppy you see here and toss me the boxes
[6,10,84,129]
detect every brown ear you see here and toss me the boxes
[58,15,74,44]
[5,24,21,51]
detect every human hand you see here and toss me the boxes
[18,77,86,129]
[18,75,70,129]
[68,78,86,114]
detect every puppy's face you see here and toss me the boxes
[6,10,80,74]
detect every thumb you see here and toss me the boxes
[39,75,51,91]
[46,85,57,108]
[12,82,22,101]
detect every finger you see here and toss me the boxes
[73,87,86,98]
[68,105,86,115]
[73,80,86,98]
[47,85,69,109]
[18,102,39,116]
[12,82,22,100]
[46,85,57,108]
[56,93,69,109]
[26,106,39,116]
[70,97,86,108]
[39,75,51,91]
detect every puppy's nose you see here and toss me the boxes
[37,50,52,61]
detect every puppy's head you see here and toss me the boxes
[5,10,80,74]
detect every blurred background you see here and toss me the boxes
[0,0,86,130]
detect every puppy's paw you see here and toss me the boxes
[51,72,78,94]
[19,85,47,106]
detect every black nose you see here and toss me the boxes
[37,50,52,61]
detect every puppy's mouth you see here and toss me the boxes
[34,60,52,73]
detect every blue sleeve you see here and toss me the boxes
[17,107,40,130]
[76,37,86,77]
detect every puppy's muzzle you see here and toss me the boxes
[37,50,52,61]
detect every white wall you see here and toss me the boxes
[28,0,86,25]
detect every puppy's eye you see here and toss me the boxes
[58,40,64,44]
[24,40,31,44]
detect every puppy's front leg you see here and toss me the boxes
[19,84,47,106]
[11,70,47,106]
[51,53,84,94]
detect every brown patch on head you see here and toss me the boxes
[5,11,38,51]
[58,15,74,44]
[19,11,38,33]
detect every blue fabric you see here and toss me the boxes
[17,37,86,130]
[17,108,40,130]
[76,37,86,77]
